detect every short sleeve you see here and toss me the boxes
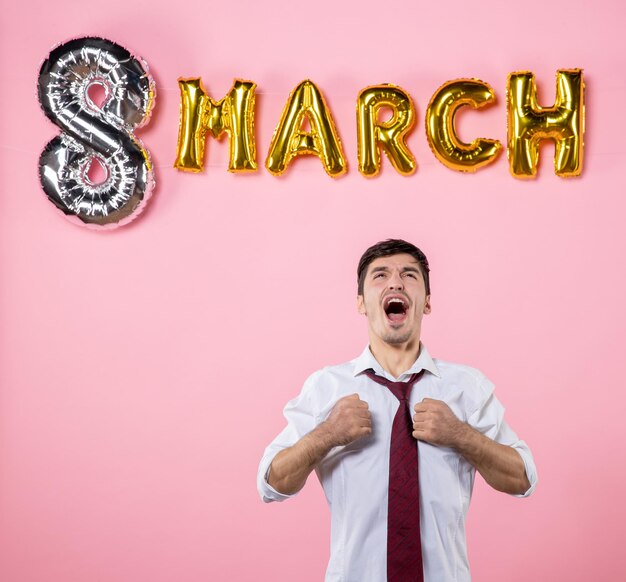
[467,377,538,498]
[257,375,320,503]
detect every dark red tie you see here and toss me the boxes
[364,369,424,582]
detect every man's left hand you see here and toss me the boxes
[412,398,468,447]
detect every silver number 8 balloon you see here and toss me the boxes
[38,37,156,229]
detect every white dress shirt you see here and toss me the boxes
[257,345,538,582]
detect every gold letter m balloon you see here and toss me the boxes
[507,69,584,178]
[175,78,257,172]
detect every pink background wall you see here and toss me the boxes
[1,1,625,580]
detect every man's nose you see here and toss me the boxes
[388,272,404,290]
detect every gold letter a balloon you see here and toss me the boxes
[266,80,347,177]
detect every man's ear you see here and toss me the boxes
[424,295,432,314]
[357,295,366,315]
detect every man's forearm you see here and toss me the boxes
[267,424,337,495]
[413,398,530,495]
[454,424,530,495]
[268,393,372,495]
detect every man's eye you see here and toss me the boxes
[373,272,385,279]
[403,272,416,278]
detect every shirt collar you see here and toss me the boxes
[352,343,441,381]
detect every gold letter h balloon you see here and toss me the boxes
[507,70,584,178]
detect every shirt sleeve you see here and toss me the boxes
[257,374,320,503]
[467,377,538,498]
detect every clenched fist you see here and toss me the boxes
[319,394,372,447]
[412,398,469,448]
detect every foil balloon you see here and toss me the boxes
[175,78,257,172]
[507,69,584,178]
[266,80,347,177]
[357,85,416,177]
[38,37,156,229]
[426,79,501,172]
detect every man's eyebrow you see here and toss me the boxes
[402,266,421,273]
[369,266,389,274]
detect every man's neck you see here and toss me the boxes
[369,338,421,379]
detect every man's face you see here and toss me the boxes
[356,253,431,346]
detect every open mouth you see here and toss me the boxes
[384,296,409,323]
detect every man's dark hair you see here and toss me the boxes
[357,239,430,296]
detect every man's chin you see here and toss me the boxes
[382,331,414,345]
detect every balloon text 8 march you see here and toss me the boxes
[38,38,585,230]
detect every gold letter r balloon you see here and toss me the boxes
[356,84,417,177]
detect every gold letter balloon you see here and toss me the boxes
[356,85,417,177]
[507,69,584,178]
[426,79,501,172]
[266,80,347,177]
[175,78,257,172]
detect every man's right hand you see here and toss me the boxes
[318,394,372,447]
[268,394,371,495]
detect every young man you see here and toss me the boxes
[257,239,537,582]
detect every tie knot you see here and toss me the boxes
[362,369,423,402]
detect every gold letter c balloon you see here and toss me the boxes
[426,79,502,172]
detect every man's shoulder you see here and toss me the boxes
[432,357,487,380]
[305,358,359,383]
[430,357,494,398]
[290,359,361,411]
